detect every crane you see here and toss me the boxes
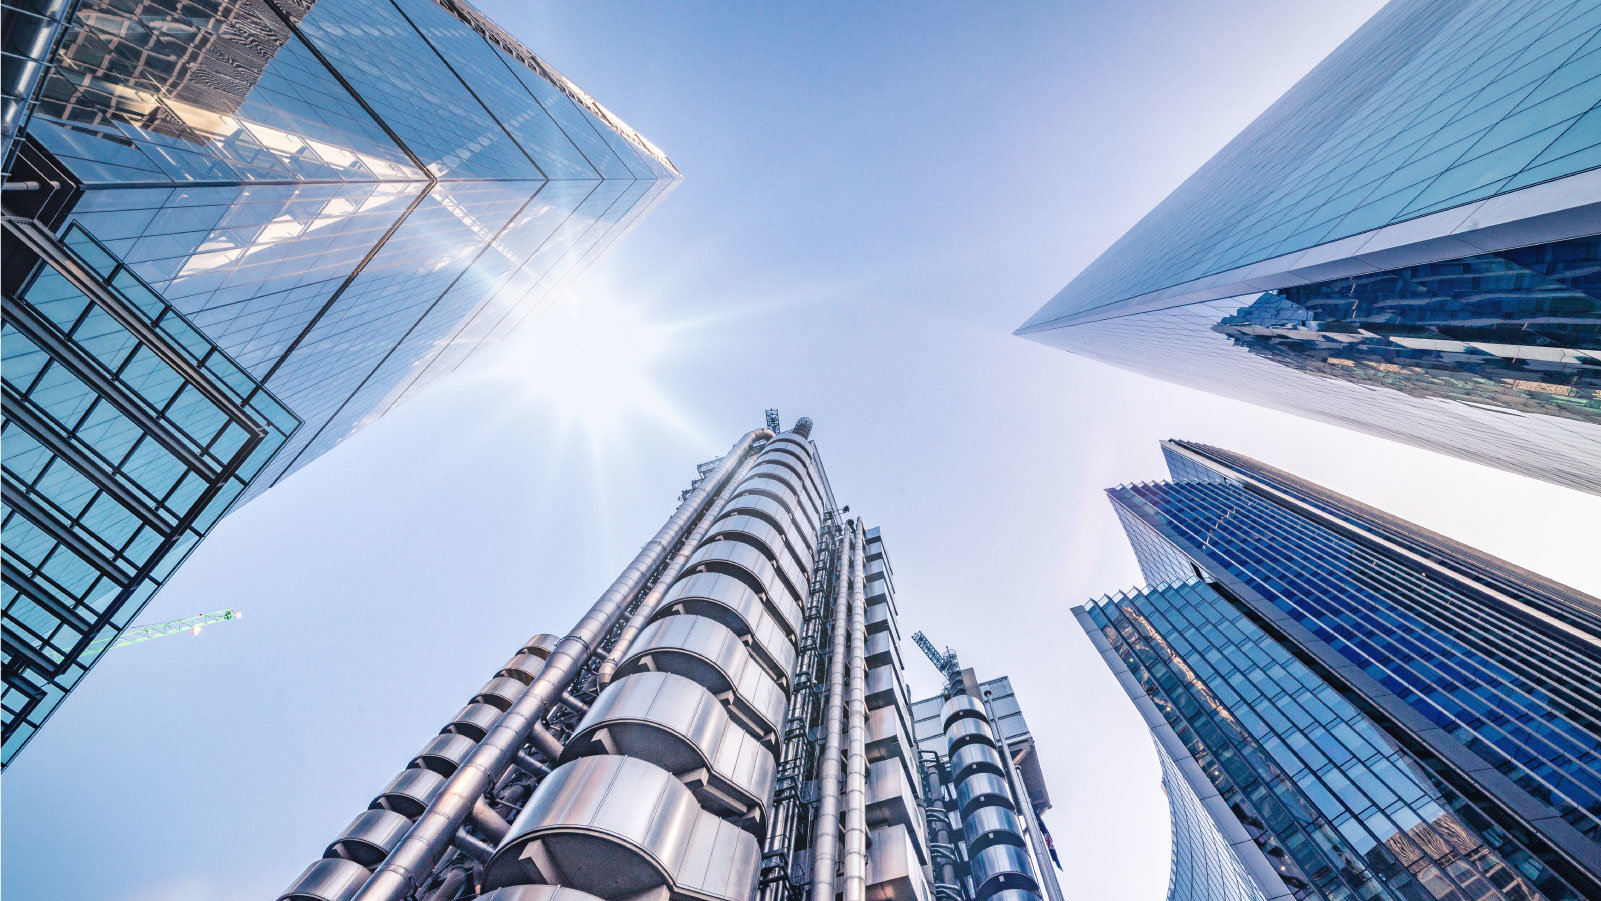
[70,609,244,660]
[911,630,964,697]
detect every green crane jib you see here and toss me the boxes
[98,608,243,654]
[46,609,245,663]
[911,630,964,697]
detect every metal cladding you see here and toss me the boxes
[481,755,760,901]
[657,572,797,685]
[282,421,1062,901]
[475,887,610,901]
[595,450,766,688]
[614,616,788,748]
[843,522,871,901]
[940,694,1040,901]
[560,670,777,834]
[472,429,823,901]
[281,429,777,901]
[969,846,1040,901]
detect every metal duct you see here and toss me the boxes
[481,754,760,901]
[612,614,788,748]
[559,670,778,835]
[842,520,869,901]
[326,428,772,901]
[808,521,856,901]
[655,571,798,685]
[939,693,1043,901]
[595,445,766,685]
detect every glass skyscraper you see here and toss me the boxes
[1156,739,1275,901]
[1077,441,1601,900]
[1,0,680,766]
[1017,0,1601,494]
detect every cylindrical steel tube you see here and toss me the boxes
[807,523,855,901]
[344,428,773,901]
[981,690,1063,901]
[594,445,766,684]
[842,520,869,901]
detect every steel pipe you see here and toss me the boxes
[842,520,869,901]
[471,796,511,843]
[594,445,765,685]
[807,522,855,901]
[344,428,773,901]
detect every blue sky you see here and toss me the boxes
[6,2,1601,900]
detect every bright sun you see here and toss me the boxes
[481,286,699,443]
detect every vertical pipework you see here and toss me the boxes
[808,522,855,901]
[842,520,869,901]
[340,428,772,901]
[594,445,766,684]
[920,754,962,901]
[981,690,1065,901]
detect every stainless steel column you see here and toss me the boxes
[841,520,869,901]
[808,523,855,901]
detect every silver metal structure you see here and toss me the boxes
[280,417,1064,901]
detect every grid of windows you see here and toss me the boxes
[1024,0,1601,330]
[1156,738,1269,901]
[3,0,678,765]
[1089,443,1601,897]
[1161,441,1601,637]
[1,222,299,765]
[1084,580,1580,901]
[1020,0,1601,494]
[1112,478,1601,844]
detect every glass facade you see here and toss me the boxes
[1155,738,1269,901]
[1082,579,1581,901]
[1081,441,1601,899]
[1019,0,1601,493]
[1,0,679,766]
[2,218,299,765]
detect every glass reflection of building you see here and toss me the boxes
[1017,0,1601,494]
[1,0,680,767]
[1075,440,1601,901]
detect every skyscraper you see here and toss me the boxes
[1,0,679,765]
[1017,0,1601,493]
[1077,441,1601,900]
[277,417,1065,901]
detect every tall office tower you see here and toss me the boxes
[1016,0,1601,494]
[277,417,1065,901]
[0,0,680,765]
[1075,440,1601,901]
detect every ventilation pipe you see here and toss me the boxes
[842,519,869,901]
[808,522,856,901]
[342,428,773,901]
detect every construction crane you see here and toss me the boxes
[912,630,964,697]
[88,609,243,657]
